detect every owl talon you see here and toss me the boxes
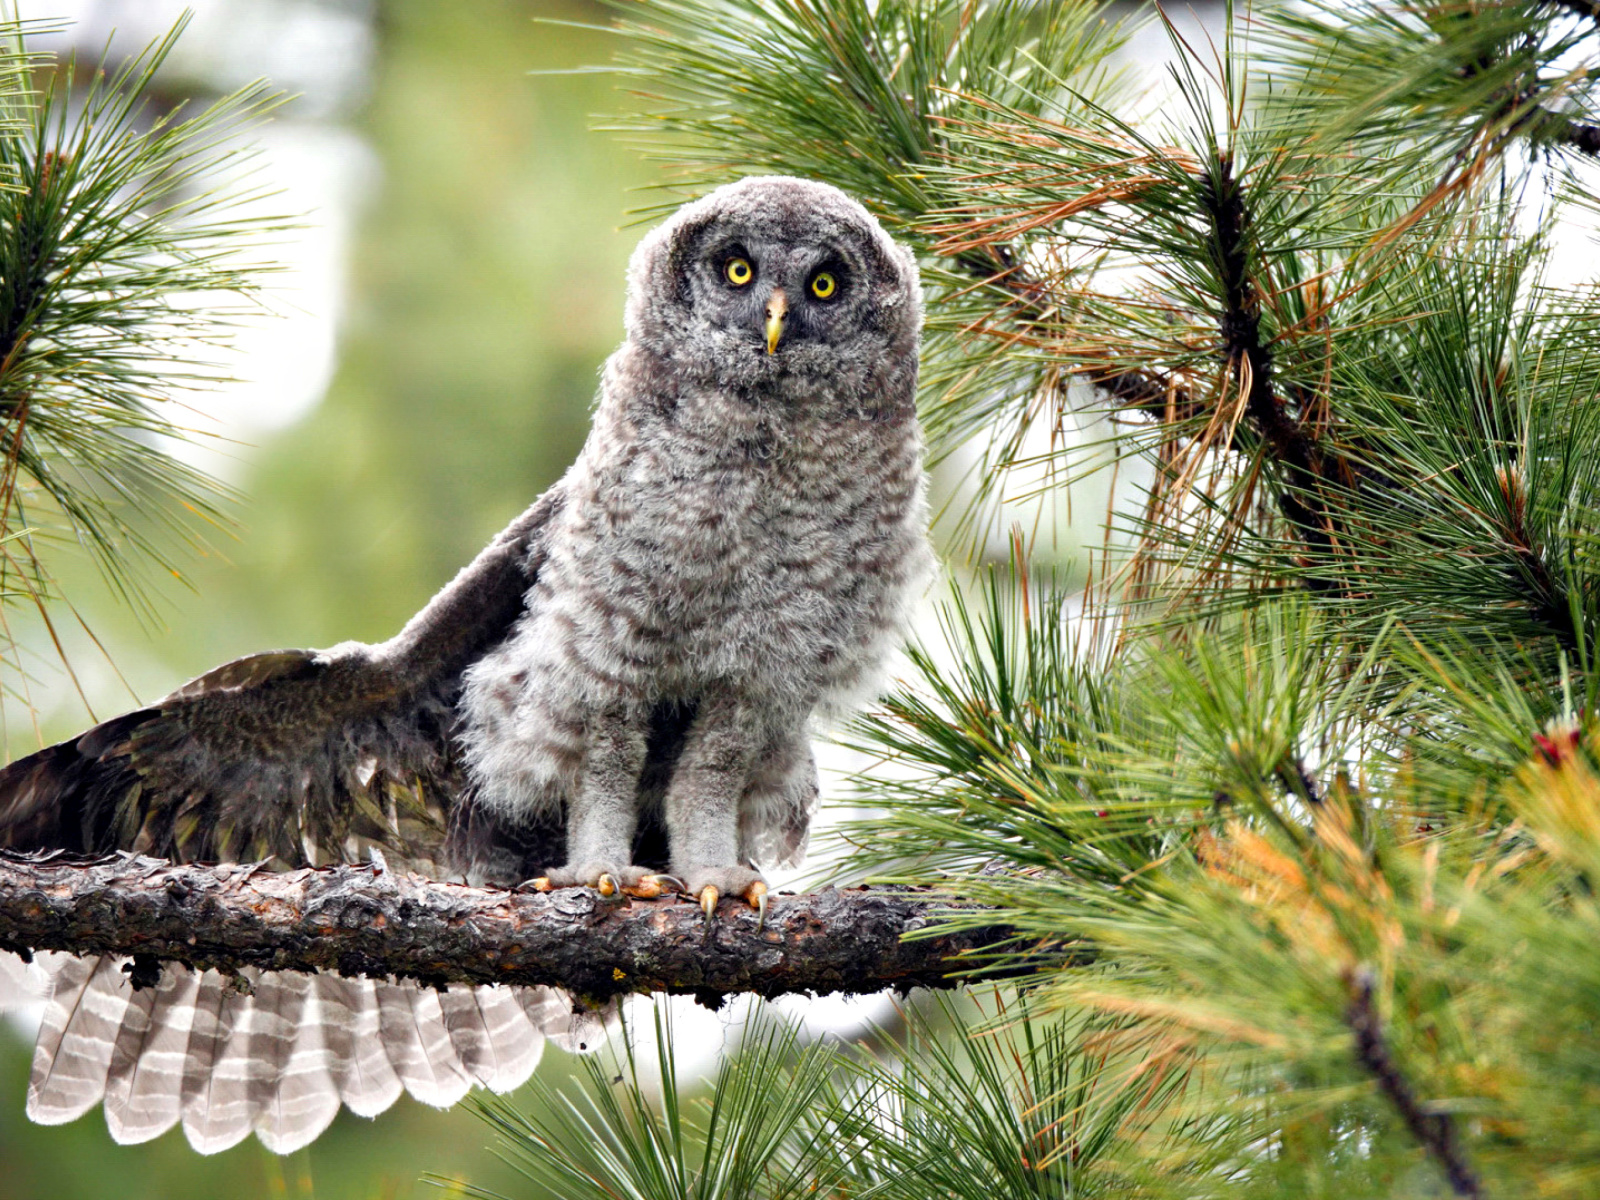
[746,881,769,929]
[596,873,619,898]
[530,877,551,893]
[700,885,719,921]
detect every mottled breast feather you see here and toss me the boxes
[457,176,933,874]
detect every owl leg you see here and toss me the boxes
[533,703,669,898]
[664,694,769,922]
[738,727,818,870]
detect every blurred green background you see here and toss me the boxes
[0,1,659,1195]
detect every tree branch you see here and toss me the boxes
[1346,969,1482,1198]
[949,248,1196,420]
[0,851,1038,1007]
[1200,151,1343,579]
[945,164,1355,574]
[1558,114,1600,156]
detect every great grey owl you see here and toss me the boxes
[0,176,933,1153]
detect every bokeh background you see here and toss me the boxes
[0,1,1220,1195]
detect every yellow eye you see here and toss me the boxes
[810,271,838,300]
[725,257,753,286]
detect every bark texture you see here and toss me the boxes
[0,851,1032,1005]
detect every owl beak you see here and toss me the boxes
[764,287,788,355]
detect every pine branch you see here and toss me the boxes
[0,851,1038,1005]
[948,248,1196,421]
[1277,755,1327,806]
[1346,970,1483,1199]
[1200,151,1341,580]
[0,20,287,626]
[1480,72,1600,161]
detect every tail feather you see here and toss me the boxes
[320,975,403,1118]
[19,955,591,1151]
[105,967,200,1144]
[28,956,130,1125]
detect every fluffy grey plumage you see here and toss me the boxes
[460,176,930,898]
[0,176,932,1152]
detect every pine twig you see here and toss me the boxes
[1497,90,1600,159]
[0,851,1038,1006]
[1199,151,1342,579]
[949,248,1195,419]
[1278,756,1326,806]
[1346,969,1483,1199]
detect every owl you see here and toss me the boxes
[0,176,933,1153]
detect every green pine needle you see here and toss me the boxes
[0,16,289,639]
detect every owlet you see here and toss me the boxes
[0,176,933,1152]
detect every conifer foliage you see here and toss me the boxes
[0,18,282,711]
[476,1,1600,1196]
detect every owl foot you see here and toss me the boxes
[527,864,661,898]
[626,874,683,899]
[677,867,769,926]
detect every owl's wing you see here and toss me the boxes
[0,485,566,873]
[0,484,596,1155]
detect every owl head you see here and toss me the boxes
[623,177,921,409]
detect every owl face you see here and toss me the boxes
[624,177,921,405]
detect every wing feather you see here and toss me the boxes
[436,984,544,1094]
[372,979,474,1109]
[28,955,128,1125]
[256,974,341,1154]
[0,948,47,1012]
[318,974,403,1119]
[241,972,314,1148]
[471,985,546,1092]
[183,973,255,1154]
[520,987,609,1055]
[2,491,597,1151]
[0,488,568,877]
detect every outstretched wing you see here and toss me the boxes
[0,486,593,1155]
[0,485,567,877]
